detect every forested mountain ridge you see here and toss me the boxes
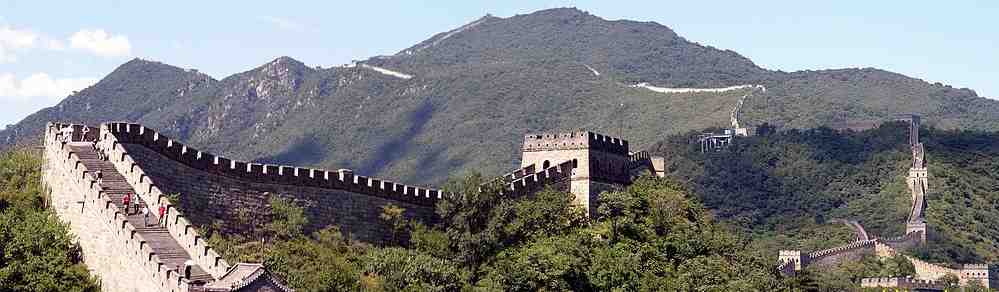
[2,7,997,185]
[651,122,999,268]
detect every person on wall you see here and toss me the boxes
[158,203,167,227]
[122,192,131,215]
[142,205,150,227]
[94,169,103,186]
[133,196,141,217]
[59,126,74,143]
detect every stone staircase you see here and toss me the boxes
[68,143,215,284]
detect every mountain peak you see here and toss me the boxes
[269,56,304,66]
[257,56,308,73]
[525,7,591,18]
[117,57,178,71]
[103,58,190,84]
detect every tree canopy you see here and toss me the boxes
[0,149,100,291]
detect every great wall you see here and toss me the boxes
[40,112,991,291]
[778,114,998,290]
[41,121,665,291]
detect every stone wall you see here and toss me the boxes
[43,124,203,292]
[95,124,232,279]
[104,123,439,243]
[878,231,924,252]
[805,240,877,268]
[501,160,574,198]
[861,277,945,290]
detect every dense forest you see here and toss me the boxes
[0,149,99,291]
[652,122,999,289]
[203,176,783,291]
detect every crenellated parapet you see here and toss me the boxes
[522,131,629,155]
[500,160,575,198]
[860,277,945,290]
[627,151,666,178]
[43,123,222,291]
[93,123,231,278]
[805,239,877,264]
[500,164,538,182]
[46,122,296,291]
[104,122,442,207]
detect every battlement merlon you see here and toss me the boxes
[522,131,629,155]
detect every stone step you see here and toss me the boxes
[67,144,216,283]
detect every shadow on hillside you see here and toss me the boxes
[357,99,435,176]
[255,134,328,166]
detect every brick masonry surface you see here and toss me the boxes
[121,143,437,243]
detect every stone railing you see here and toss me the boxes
[45,123,200,291]
[105,122,442,207]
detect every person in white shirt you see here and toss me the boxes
[142,206,150,226]
[59,126,74,143]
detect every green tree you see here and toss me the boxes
[0,148,99,291]
[265,227,362,291]
[264,196,308,241]
[939,273,959,289]
[379,203,407,246]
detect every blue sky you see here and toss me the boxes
[2,0,997,126]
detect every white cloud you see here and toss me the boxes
[0,25,38,63]
[0,73,98,100]
[0,25,130,60]
[261,16,309,32]
[0,25,37,48]
[0,46,16,63]
[70,29,131,57]
[45,38,66,51]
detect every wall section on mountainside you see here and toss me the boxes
[107,123,439,243]
[805,240,878,268]
[43,125,196,292]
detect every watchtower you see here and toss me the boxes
[521,131,631,216]
[894,113,921,146]
[961,264,996,288]
[778,250,805,271]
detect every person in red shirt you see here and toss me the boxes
[122,193,131,215]
[158,204,167,227]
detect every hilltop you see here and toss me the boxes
[2,7,998,185]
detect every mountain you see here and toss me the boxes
[2,7,998,185]
[649,123,999,287]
